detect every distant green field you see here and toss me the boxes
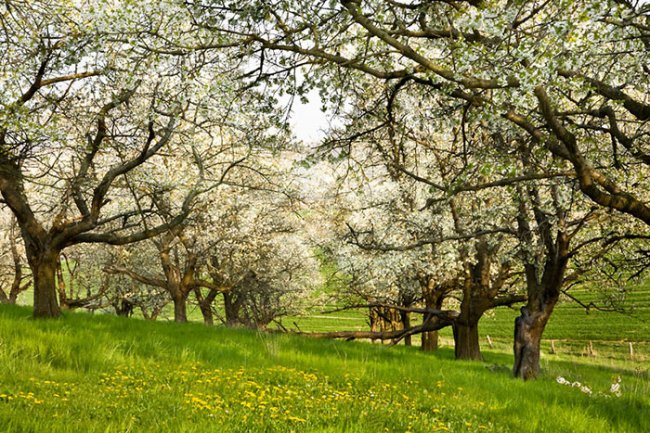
[286,285,650,363]
[0,304,648,432]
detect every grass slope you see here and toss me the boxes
[0,305,648,433]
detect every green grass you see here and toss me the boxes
[0,304,648,433]
[285,284,650,363]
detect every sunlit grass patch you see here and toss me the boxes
[0,304,648,432]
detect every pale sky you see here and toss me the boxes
[289,91,330,145]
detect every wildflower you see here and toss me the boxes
[556,376,569,385]
[578,385,592,395]
[557,376,592,395]
[569,381,592,394]
[609,376,622,397]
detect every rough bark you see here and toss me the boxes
[194,287,219,325]
[30,249,62,318]
[172,293,188,323]
[513,307,551,380]
[513,184,569,380]
[114,299,134,317]
[223,292,241,327]
[55,258,68,308]
[421,331,439,351]
[453,319,482,361]
[157,230,198,324]
[452,241,491,361]
[512,284,561,379]
[421,278,451,351]
[400,310,412,346]
[199,302,213,325]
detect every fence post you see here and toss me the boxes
[586,341,596,357]
[629,342,634,359]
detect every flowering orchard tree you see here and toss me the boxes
[203,154,322,329]
[103,88,287,323]
[326,162,454,342]
[105,148,321,326]
[333,152,528,359]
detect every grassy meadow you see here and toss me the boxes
[288,285,650,362]
[0,299,649,433]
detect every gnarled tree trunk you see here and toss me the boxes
[223,292,241,327]
[421,278,450,351]
[513,184,570,380]
[453,318,482,360]
[452,260,487,361]
[194,287,219,325]
[513,307,552,380]
[172,292,188,323]
[28,248,62,318]
[513,290,561,379]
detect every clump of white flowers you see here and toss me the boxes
[556,376,593,395]
[556,375,622,398]
[609,376,622,398]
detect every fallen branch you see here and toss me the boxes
[295,313,458,342]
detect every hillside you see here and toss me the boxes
[0,305,648,433]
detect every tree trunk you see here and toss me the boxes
[453,278,484,361]
[115,299,134,317]
[369,306,380,342]
[30,250,62,318]
[198,298,214,325]
[55,258,69,309]
[453,319,482,361]
[0,289,8,304]
[421,291,446,352]
[224,292,235,326]
[513,183,570,380]
[513,305,554,380]
[421,330,439,351]
[223,292,242,327]
[172,294,188,323]
[400,310,412,346]
[194,287,219,326]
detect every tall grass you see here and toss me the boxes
[0,304,648,432]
